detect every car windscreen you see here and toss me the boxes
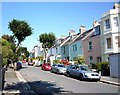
[79,66,90,71]
[58,64,65,67]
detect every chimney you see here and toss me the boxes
[69,30,76,36]
[79,26,86,34]
[113,2,120,9]
[93,21,99,27]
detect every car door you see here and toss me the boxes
[70,65,77,77]
[72,65,80,77]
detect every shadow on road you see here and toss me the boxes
[3,80,72,94]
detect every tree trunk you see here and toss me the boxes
[44,48,48,63]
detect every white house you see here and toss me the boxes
[100,2,120,62]
[48,35,66,60]
[30,43,44,58]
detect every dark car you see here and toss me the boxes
[16,61,22,70]
[41,63,51,71]
[66,64,101,81]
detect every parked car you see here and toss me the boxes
[22,59,26,63]
[28,61,34,66]
[51,64,67,74]
[16,61,22,70]
[41,63,51,71]
[66,64,101,81]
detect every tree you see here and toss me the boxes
[0,38,14,66]
[8,19,33,51]
[2,34,15,44]
[17,46,29,59]
[2,35,16,52]
[39,33,56,62]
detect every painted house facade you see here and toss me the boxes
[100,2,120,62]
[82,21,101,66]
[48,36,65,60]
[69,26,88,61]
[60,30,76,61]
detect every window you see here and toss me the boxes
[73,44,77,51]
[88,41,92,51]
[63,46,65,54]
[89,56,93,64]
[94,25,100,35]
[115,36,120,47]
[105,19,110,30]
[106,38,112,49]
[97,57,101,63]
[113,17,118,26]
[56,48,58,53]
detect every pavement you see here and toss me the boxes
[2,67,120,94]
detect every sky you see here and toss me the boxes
[2,2,115,51]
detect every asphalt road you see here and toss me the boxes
[18,63,119,94]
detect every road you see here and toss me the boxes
[17,63,118,94]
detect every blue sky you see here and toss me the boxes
[2,2,114,51]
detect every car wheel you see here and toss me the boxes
[56,70,59,74]
[79,74,84,81]
[51,69,53,73]
[66,72,70,77]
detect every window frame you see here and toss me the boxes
[104,19,110,30]
[113,17,118,27]
[88,41,92,51]
[106,38,112,49]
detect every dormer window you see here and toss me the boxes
[94,25,100,35]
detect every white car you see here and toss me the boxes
[51,64,67,74]
[66,64,101,81]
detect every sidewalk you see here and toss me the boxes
[2,67,34,94]
[100,76,120,86]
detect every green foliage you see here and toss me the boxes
[53,60,60,64]
[39,33,56,62]
[8,19,33,46]
[0,38,14,66]
[95,62,110,76]
[0,38,11,46]
[39,33,56,49]
[2,58,7,67]
[2,34,15,44]
[77,56,85,64]
[2,46,14,59]
[16,46,29,59]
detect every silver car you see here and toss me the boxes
[51,64,67,74]
[66,64,101,81]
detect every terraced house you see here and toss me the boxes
[100,2,120,62]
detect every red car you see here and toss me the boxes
[41,63,51,71]
[28,61,34,66]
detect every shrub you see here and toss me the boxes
[2,58,7,67]
[95,62,110,76]
[53,60,60,64]
[77,56,85,64]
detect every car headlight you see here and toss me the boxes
[84,73,91,77]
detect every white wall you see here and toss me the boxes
[109,53,120,78]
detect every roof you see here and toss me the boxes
[71,28,93,44]
[60,28,93,46]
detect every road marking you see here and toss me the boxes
[3,90,20,93]
[15,71,35,94]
